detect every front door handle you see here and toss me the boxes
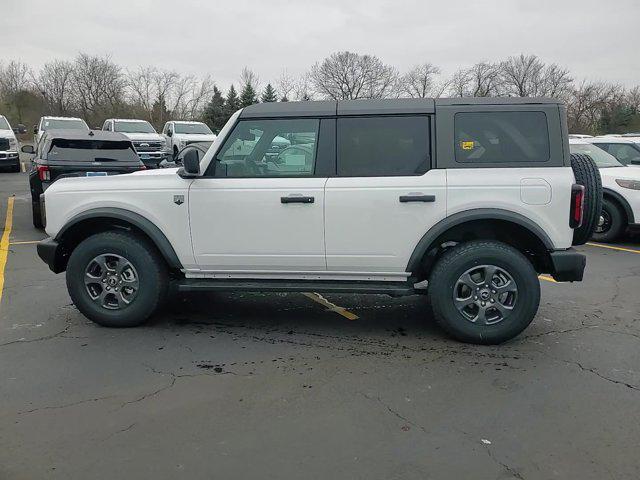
[281,195,315,204]
[399,194,436,203]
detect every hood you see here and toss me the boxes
[119,132,164,142]
[173,133,217,142]
[600,165,640,180]
[130,167,179,176]
[0,129,17,140]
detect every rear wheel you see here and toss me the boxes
[66,231,168,327]
[592,198,625,243]
[428,240,540,345]
[32,200,43,229]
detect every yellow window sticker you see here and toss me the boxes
[461,141,475,150]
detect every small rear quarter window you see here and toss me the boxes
[454,111,550,164]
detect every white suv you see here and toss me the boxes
[162,121,217,157]
[102,119,169,168]
[37,98,597,344]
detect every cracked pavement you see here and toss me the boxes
[1,171,639,480]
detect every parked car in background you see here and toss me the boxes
[569,134,593,139]
[162,121,217,158]
[158,141,213,168]
[33,116,89,147]
[0,115,20,172]
[102,119,169,168]
[584,137,640,166]
[37,98,599,345]
[22,130,145,228]
[569,139,640,242]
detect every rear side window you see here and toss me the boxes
[46,139,139,163]
[455,112,550,164]
[337,116,430,176]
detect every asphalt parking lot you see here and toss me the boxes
[0,169,639,480]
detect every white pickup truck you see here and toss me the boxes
[0,115,20,172]
[33,116,89,147]
[102,119,169,168]
[161,121,217,158]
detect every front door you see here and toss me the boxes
[189,117,327,273]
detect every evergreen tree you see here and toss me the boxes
[151,93,170,128]
[224,84,240,120]
[240,82,259,108]
[203,86,225,133]
[261,83,277,103]
[280,95,289,102]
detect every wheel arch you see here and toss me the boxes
[407,209,555,279]
[54,208,183,273]
[602,188,634,224]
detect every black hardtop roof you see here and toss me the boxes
[239,97,562,118]
[44,130,131,142]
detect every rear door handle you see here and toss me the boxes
[399,194,436,203]
[281,195,315,204]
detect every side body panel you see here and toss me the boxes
[600,168,640,223]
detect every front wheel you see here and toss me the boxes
[32,200,43,229]
[66,231,168,327]
[428,240,540,345]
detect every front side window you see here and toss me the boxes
[598,143,640,165]
[214,118,319,177]
[43,119,89,131]
[337,116,430,177]
[0,117,10,130]
[114,121,156,134]
[455,112,550,164]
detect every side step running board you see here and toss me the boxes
[176,279,416,296]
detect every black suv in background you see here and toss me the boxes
[22,130,145,228]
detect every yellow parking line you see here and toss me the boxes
[538,275,557,283]
[9,240,40,245]
[0,197,15,305]
[302,292,359,320]
[586,242,640,254]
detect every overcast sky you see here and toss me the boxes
[3,0,640,92]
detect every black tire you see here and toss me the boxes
[428,240,540,345]
[592,198,625,243]
[66,231,168,327]
[173,146,179,160]
[32,200,43,229]
[12,162,21,173]
[571,153,602,245]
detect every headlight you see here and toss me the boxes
[9,138,18,150]
[615,179,640,190]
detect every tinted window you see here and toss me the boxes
[46,139,139,163]
[215,118,319,177]
[337,116,430,176]
[43,119,89,131]
[569,143,622,168]
[455,112,550,163]
[114,121,156,134]
[598,143,640,165]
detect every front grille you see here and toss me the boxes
[132,141,163,152]
[0,138,9,151]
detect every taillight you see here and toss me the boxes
[37,165,51,181]
[570,184,585,228]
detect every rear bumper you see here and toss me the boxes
[37,237,65,273]
[549,248,586,282]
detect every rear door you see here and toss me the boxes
[324,115,446,277]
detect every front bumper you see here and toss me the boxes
[0,151,19,162]
[37,237,65,273]
[549,248,586,282]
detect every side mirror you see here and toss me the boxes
[21,145,35,154]
[33,125,38,134]
[167,130,173,137]
[180,149,200,176]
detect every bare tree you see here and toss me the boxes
[0,60,33,122]
[400,63,441,98]
[72,53,126,123]
[276,69,296,101]
[499,54,545,97]
[309,51,398,100]
[169,75,214,120]
[127,67,180,125]
[447,62,501,97]
[628,86,640,112]
[294,72,314,101]
[33,60,76,115]
[539,63,573,99]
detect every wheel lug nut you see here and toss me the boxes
[102,278,106,283]
[106,286,110,291]
[481,301,486,306]
[490,299,495,303]
[474,296,478,300]
[492,290,496,294]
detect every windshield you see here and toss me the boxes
[43,119,88,131]
[114,121,156,134]
[570,143,623,168]
[174,123,213,135]
[0,117,10,130]
[46,139,140,163]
